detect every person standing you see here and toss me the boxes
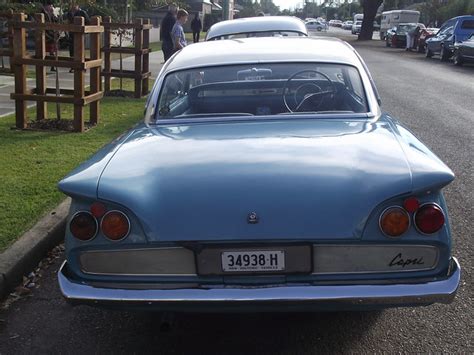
[67,3,89,72]
[191,13,202,43]
[42,1,58,72]
[160,4,177,61]
[171,9,189,53]
[406,25,416,51]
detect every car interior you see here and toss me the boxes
[156,64,369,119]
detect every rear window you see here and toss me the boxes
[460,20,474,29]
[155,63,369,121]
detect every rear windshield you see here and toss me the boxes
[210,31,305,40]
[460,20,474,29]
[155,63,368,121]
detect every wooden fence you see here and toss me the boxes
[0,10,13,74]
[102,17,151,98]
[10,13,103,132]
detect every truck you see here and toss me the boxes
[380,10,421,40]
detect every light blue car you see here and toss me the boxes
[58,37,460,312]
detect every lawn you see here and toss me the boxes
[0,79,148,251]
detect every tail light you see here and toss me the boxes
[101,210,130,241]
[414,203,445,234]
[379,207,410,237]
[70,212,98,241]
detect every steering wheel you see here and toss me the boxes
[283,70,336,113]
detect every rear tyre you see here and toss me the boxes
[440,45,449,61]
[317,27,322,32]
[453,51,463,66]
[425,46,433,58]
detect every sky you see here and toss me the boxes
[273,0,321,10]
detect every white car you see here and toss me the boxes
[352,21,362,34]
[342,21,353,30]
[305,20,327,32]
[206,16,308,40]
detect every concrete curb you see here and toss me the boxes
[0,198,71,298]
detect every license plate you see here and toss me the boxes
[221,250,285,272]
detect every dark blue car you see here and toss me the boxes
[426,15,474,60]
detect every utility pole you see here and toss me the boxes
[222,0,230,20]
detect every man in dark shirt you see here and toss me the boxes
[191,13,202,43]
[160,5,177,61]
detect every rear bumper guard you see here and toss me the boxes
[58,258,460,310]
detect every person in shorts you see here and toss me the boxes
[171,9,189,53]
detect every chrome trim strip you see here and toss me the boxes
[311,244,439,274]
[413,202,446,236]
[58,258,461,307]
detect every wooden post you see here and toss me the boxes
[134,18,143,99]
[73,16,85,132]
[142,19,150,96]
[103,16,111,94]
[34,13,47,121]
[89,16,101,125]
[12,13,27,129]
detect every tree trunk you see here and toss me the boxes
[358,0,383,40]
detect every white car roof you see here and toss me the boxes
[164,37,362,73]
[205,16,308,40]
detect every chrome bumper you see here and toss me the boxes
[58,258,460,311]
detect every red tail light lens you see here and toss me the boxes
[101,211,130,241]
[380,207,410,237]
[70,212,98,241]
[415,204,445,234]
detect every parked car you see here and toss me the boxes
[385,23,425,48]
[332,20,343,27]
[351,20,362,34]
[380,10,420,40]
[425,15,474,60]
[342,21,353,30]
[205,16,308,41]
[417,27,439,52]
[453,33,474,65]
[58,37,460,312]
[305,20,327,32]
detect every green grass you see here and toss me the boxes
[0,79,147,251]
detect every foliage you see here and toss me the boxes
[235,0,279,18]
[82,3,118,20]
[302,1,361,21]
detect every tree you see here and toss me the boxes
[358,0,382,40]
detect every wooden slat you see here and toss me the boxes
[84,58,103,69]
[83,91,103,105]
[12,13,27,129]
[73,16,85,132]
[103,16,111,93]
[11,58,85,69]
[0,48,12,56]
[11,93,75,104]
[134,18,143,98]
[34,13,47,121]
[102,70,151,79]
[89,16,101,125]
[10,22,103,34]
[102,47,150,54]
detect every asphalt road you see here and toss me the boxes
[1,28,473,354]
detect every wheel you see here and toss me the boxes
[440,45,449,61]
[425,45,433,58]
[317,27,322,32]
[453,50,463,66]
